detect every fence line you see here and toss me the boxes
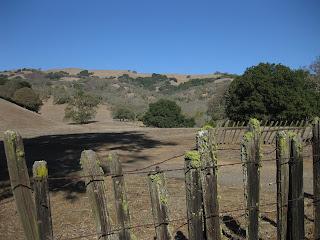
[1,119,320,239]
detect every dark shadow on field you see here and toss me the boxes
[0,131,176,200]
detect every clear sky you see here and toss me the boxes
[1,0,319,75]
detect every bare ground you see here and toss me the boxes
[0,99,315,239]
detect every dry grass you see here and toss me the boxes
[0,99,315,239]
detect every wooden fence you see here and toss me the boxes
[3,118,320,240]
[214,119,313,145]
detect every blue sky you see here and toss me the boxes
[1,0,319,75]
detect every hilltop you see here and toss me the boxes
[0,68,235,126]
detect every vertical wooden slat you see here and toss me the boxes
[288,135,305,239]
[263,121,274,144]
[109,152,132,240]
[184,151,204,239]
[221,120,230,144]
[227,121,236,144]
[276,132,289,240]
[312,118,320,239]
[4,130,39,240]
[148,167,173,240]
[230,121,240,144]
[267,121,278,144]
[197,127,221,240]
[80,150,114,240]
[234,121,246,144]
[241,119,261,240]
[33,161,53,240]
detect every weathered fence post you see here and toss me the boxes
[241,119,261,240]
[184,151,204,239]
[80,150,114,240]
[33,160,53,240]
[197,126,221,240]
[313,118,320,239]
[4,130,40,240]
[148,166,172,240]
[276,131,289,240]
[288,134,305,239]
[109,152,132,240]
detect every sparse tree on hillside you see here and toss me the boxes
[12,87,43,112]
[306,55,320,92]
[64,91,101,124]
[207,83,230,121]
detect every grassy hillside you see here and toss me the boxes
[0,68,236,126]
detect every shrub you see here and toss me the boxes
[113,108,135,121]
[142,99,195,128]
[12,87,43,112]
[64,91,101,123]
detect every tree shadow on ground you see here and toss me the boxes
[0,131,177,200]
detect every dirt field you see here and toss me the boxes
[0,99,315,239]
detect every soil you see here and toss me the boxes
[0,99,315,239]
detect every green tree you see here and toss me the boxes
[226,62,320,122]
[77,70,93,77]
[64,92,101,123]
[12,87,43,112]
[142,99,195,128]
[113,108,135,121]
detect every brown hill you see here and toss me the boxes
[0,98,81,140]
[43,68,221,84]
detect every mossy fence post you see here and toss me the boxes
[287,135,305,239]
[197,127,221,240]
[33,160,53,240]
[109,152,132,240]
[312,118,320,239]
[4,130,40,240]
[276,131,289,240]
[80,150,114,240]
[184,151,204,239]
[241,119,261,240]
[148,166,172,240]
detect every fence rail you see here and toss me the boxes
[1,119,320,239]
[214,119,313,145]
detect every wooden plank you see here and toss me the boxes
[288,135,305,239]
[276,132,289,240]
[80,150,114,240]
[312,119,320,239]
[234,121,246,144]
[241,119,261,240]
[266,121,278,144]
[109,152,132,240]
[227,121,236,144]
[148,167,173,240]
[221,120,230,144]
[4,130,39,240]
[230,121,240,144]
[33,161,53,240]
[184,151,204,239]
[263,121,274,144]
[197,127,221,240]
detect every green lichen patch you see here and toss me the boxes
[199,125,214,131]
[160,194,168,204]
[185,151,201,168]
[34,164,48,178]
[243,132,254,143]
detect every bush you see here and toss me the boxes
[142,99,195,128]
[113,108,135,121]
[12,87,43,112]
[64,91,101,123]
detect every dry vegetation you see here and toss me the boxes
[0,98,315,239]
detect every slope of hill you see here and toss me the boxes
[0,98,81,139]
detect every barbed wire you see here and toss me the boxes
[59,194,317,240]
